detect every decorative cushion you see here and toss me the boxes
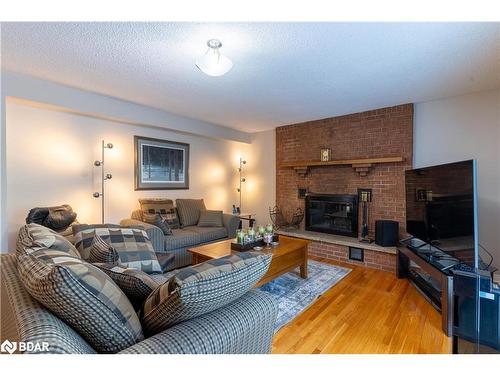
[26,204,75,227]
[139,198,174,216]
[143,213,173,235]
[139,198,180,229]
[16,225,144,353]
[162,207,180,229]
[88,234,119,264]
[94,263,160,311]
[175,198,206,227]
[156,252,176,272]
[73,225,162,274]
[54,220,79,244]
[141,251,272,336]
[197,210,223,227]
[18,223,80,258]
[25,206,52,225]
[42,205,77,230]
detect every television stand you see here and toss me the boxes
[397,245,454,336]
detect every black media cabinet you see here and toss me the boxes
[397,245,454,336]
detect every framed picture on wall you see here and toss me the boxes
[134,136,190,190]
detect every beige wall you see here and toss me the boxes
[5,101,275,250]
[245,130,276,227]
[414,89,500,270]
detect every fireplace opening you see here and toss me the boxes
[305,194,359,237]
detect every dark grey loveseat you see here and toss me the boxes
[0,253,278,354]
[121,210,239,270]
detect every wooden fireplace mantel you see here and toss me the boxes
[278,156,404,177]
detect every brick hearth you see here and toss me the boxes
[308,241,396,272]
[275,104,413,272]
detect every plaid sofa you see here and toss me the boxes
[120,210,240,270]
[0,253,278,354]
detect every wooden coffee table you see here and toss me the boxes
[188,236,309,287]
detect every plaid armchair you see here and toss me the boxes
[0,254,278,354]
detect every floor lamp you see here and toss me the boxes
[236,157,246,212]
[93,140,113,224]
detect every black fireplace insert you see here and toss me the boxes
[305,194,359,237]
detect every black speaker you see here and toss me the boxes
[375,220,399,247]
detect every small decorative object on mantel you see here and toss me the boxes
[134,136,190,190]
[320,148,331,162]
[93,140,113,224]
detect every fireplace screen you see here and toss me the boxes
[305,194,359,237]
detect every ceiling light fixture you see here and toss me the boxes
[195,39,233,77]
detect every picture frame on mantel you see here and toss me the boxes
[134,135,190,190]
[320,148,331,162]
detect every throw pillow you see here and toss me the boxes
[25,206,52,225]
[156,252,176,272]
[18,223,81,258]
[54,219,79,244]
[139,198,173,216]
[16,225,144,353]
[26,204,75,227]
[138,198,180,229]
[42,205,77,230]
[162,207,180,229]
[143,213,173,235]
[175,198,206,227]
[73,224,162,274]
[197,210,223,227]
[141,251,272,336]
[88,234,120,264]
[94,263,160,311]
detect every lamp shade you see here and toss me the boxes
[195,39,233,77]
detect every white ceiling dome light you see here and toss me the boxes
[195,39,233,77]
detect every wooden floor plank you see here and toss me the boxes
[271,256,452,354]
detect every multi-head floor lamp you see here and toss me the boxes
[93,140,113,224]
[236,157,246,212]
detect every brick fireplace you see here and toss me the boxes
[305,193,359,237]
[276,104,414,272]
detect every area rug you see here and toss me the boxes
[258,260,351,333]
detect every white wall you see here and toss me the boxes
[414,89,500,270]
[245,130,276,226]
[0,74,5,253]
[4,101,275,250]
[2,71,251,143]
[0,29,3,252]
[0,70,274,252]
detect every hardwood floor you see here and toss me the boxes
[271,256,452,354]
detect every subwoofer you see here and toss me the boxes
[375,220,399,247]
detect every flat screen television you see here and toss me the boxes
[405,160,478,269]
